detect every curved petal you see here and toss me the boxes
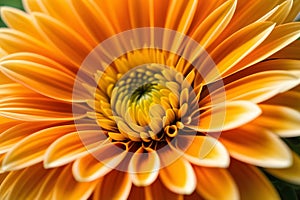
[72,142,127,182]
[0,164,62,199]
[145,179,184,200]
[229,159,280,200]
[201,21,275,82]
[191,0,236,48]
[52,164,99,200]
[93,170,132,200]
[44,129,104,168]
[264,89,300,112]
[284,0,300,22]
[1,124,77,171]
[271,40,300,60]
[226,22,300,75]
[128,147,160,187]
[190,101,261,132]
[220,124,292,168]
[266,152,300,185]
[0,59,76,102]
[252,105,300,137]
[202,70,300,105]
[0,96,77,121]
[175,135,229,167]
[159,157,196,195]
[0,122,56,154]
[194,166,239,200]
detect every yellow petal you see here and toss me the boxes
[145,179,183,200]
[203,22,275,82]
[266,152,300,185]
[202,70,300,106]
[226,22,300,75]
[1,125,78,171]
[52,164,99,200]
[252,105,300,137]
[284,0,300,22]
[129,147,160,186]
[191,101,261,132]
[73,142,127,182]
[229,159,280,200]
[191,0,236,48]
[93,170,132,200]
[194,166,239,200]
[220,124,292,168]
[266,0,293,24]
[44,130,103,168]
[0,59,76,102]
[159,157,196,195]
[22,0,44,13]
[175,135,229,167]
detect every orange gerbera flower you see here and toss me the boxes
[0,0,300,199]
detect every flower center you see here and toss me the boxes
[109,64,199,144]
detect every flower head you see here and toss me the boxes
[0,0,300,199]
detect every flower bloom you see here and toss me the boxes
[0,0,300,199]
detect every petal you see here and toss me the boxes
[194,166,239,200]
[229,159,280,200]
[271,40,300,60]
[175,135,229,167]
[32,13,92,67]
[159,157,196,195]
[0,164,63,199]
[145,178,184,200]
[1,124,77,171]
[202,70,300,105]
[220,124,292,168]
[284,0,300,22]
[93,170,132,200]
[252,105,300,137]
[266,0,293,24]
[190,101,261,132]
[0,59,76,102]
[191,0,237,48]
[52,164,99,200]
[201,21,275,82]
[265,89,300,112]
[0,7,44,40]
[0,122,55,154]
[266,152,300,185]
[72,142,127,182]
[226,22,300,75]
[44,130,103,168]
[128,147,160,186]
[0,96,77,121]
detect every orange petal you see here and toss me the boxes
[265,89,300,112]
[252,105,300,137]
[202,70,300,106]
[226,22,300,75]
[33,13,92,67]
[129,147,160,186]
[73,142,127,182]
[1,124,78,171]
[44,130,103,168]
[284,0,300,22]
[175,135,229,167]
[93,170,132,200]
[0,96,77,121]
[266,152,300,185]
[191,0,236,48]
[220,124,292,168]
[229,159,280,200]
[203,21,275,82]
[266,0,293,24]
[22,0,45,13]
[271,40,300,60]
[159,157,196,195]
[52,164,99,200]
[145,178,184,200]
[191,101,261,132]
[0,164,63,199]
[0,59,76,102]
[194,166,239,200]
[0,122,55,154]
